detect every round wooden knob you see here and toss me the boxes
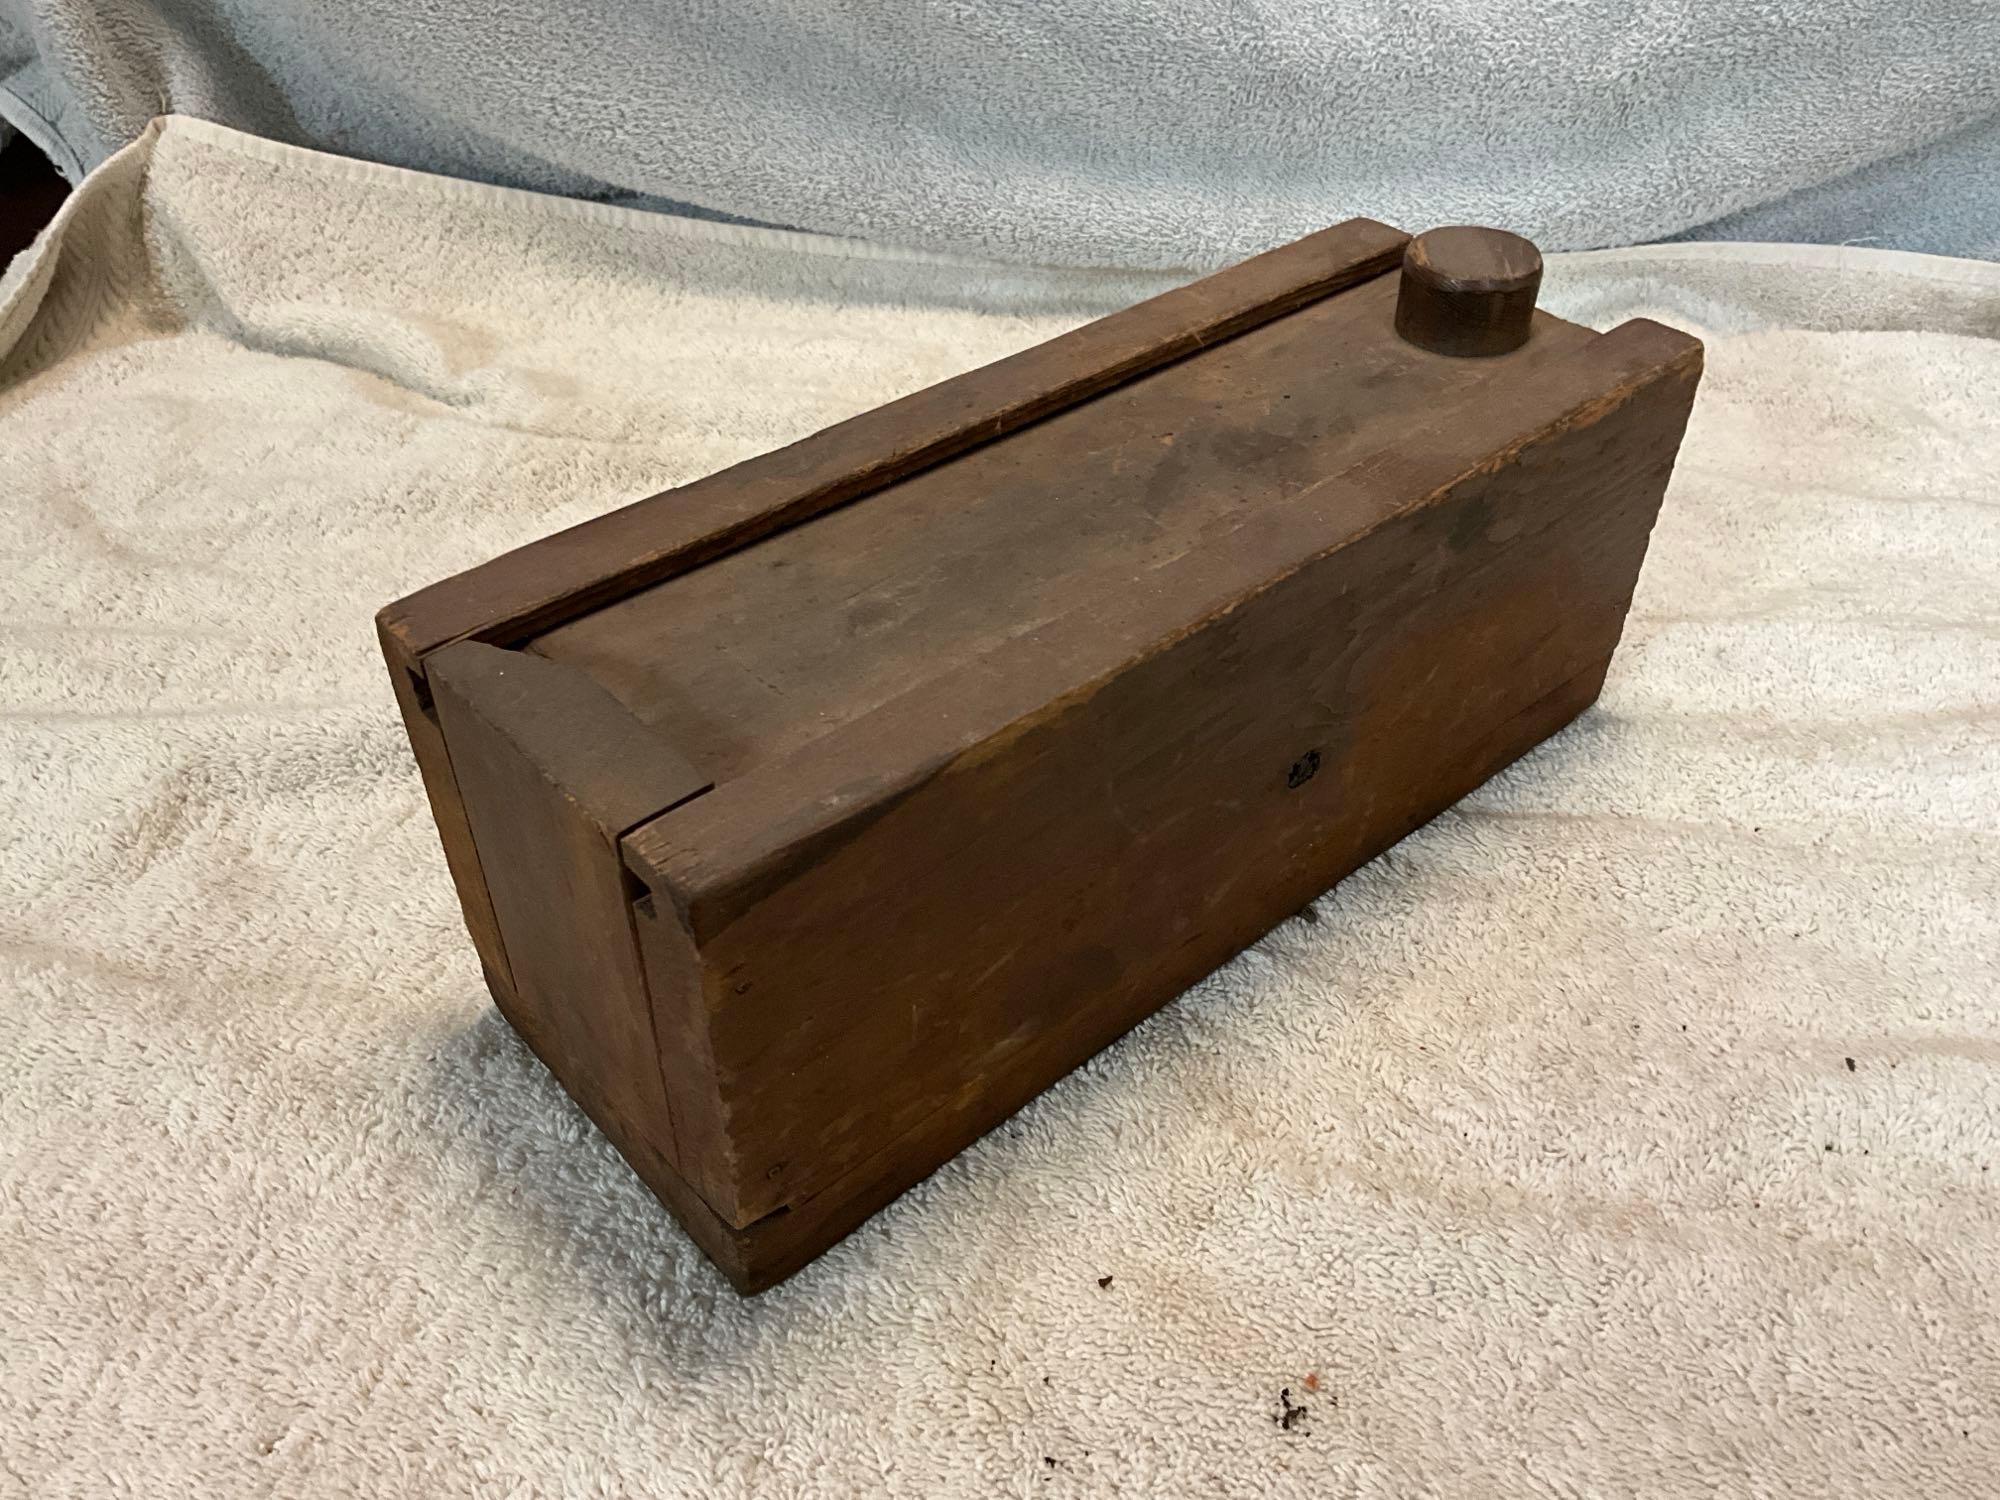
[1393,226,1543,357]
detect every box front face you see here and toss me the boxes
[626,326,1699,1227]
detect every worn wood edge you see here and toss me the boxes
[424,640,713,836]
[632,892,745,1223]
[377,218,1411,669]
[376,613,515,993]
[622,316,1703,922]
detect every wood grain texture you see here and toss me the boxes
[380,220,1705,1292]
[1395,226,1544,357]
[473,958,769,1289]
[378,218,1409,667]
[622,318,1702,1236]
[376,619,513,992]
[428,641,710,1185]
[667,667,1618,1294]
[531,274,1594,782]
[631,887,740,1218]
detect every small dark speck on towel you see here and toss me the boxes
[1097,1275,1113,1289]
[1274,1387,1310,1433]
[1846,1057,1857,1071]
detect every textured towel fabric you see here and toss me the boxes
[3,119,1999,1498]
[1,1,1998,266]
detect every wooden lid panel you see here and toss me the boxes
[529,275,1594,786]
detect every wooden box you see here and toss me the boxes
[378,220,1701,1292]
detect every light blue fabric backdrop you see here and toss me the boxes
[2,0,1995,266]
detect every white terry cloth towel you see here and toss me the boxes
[1,1,1997,265]
[3,118,1998,1499]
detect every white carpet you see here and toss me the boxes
[3,118,1998,1498]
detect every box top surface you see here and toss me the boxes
[529,272,1595,790]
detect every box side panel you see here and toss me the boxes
[377,621,514,992]
[642,328,1701,1235]
[426,642,715,1199]
[695,672,1620,1294]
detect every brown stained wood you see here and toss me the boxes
[532,274,1595,782]
[377,617,513,992]
[475,958,767,1288]
[1394,226,1544,357]
[564,661,1622,1296]
[427,641,710,1183]
[631,888,740,1218]
[379,219,1706,1293]
[701,666,1617,1294]
[377,218,1409,667]
[622,317,1702,1232]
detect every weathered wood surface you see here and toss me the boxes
[377,219,1704,1292]
[620,317,1702,1236]
[377,620,515,991]
[427,642,709,1184]
[1394,225,1544,357]
[379,218,1409,670]
[530,272,1594,782]
[377,215,1407,994]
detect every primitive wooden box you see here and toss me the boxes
[379,219,1701,1293]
